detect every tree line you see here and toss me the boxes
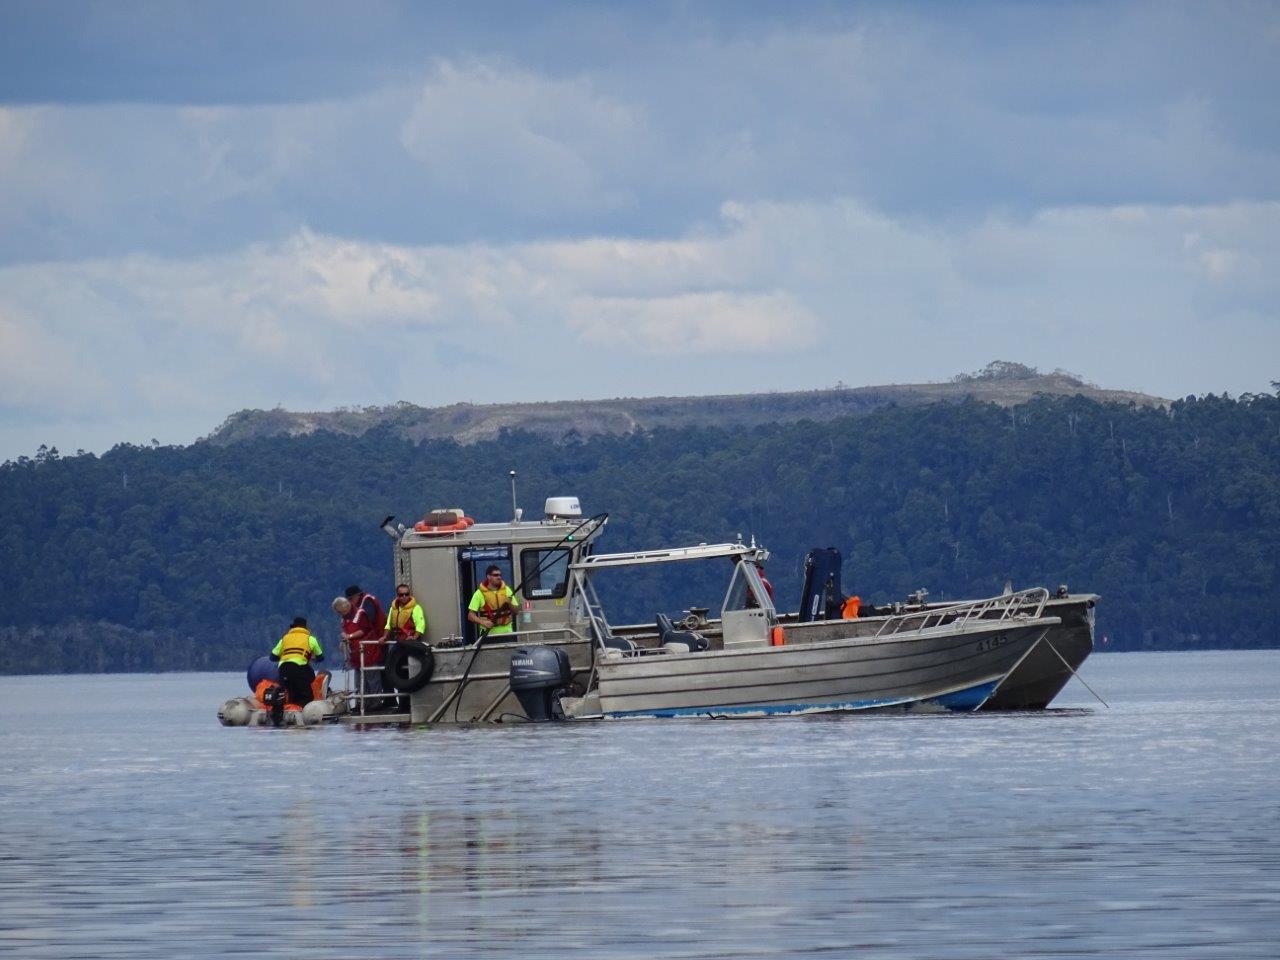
[2,390,1277,674]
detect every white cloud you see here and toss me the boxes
[0,107,38,172]
[4,5,1278,267]
[0,305,111,413]
[3,3,1277,460]
[568,291,818,354]
[3,196,1277,461]
[399,59,646,217]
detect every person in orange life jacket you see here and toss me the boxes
[333,584,386,707]
[381,584,426,643]
[468,565,519,636]
[270,617,325,707]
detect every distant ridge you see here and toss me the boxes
[206,361,1167,447]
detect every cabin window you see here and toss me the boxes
[722,560,774,616]
[520,548,572,599]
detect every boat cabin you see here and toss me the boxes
[391,497,606,648]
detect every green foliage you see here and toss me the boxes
[3,392,1278,673]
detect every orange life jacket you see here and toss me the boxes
[478,582,515,626]
[841,595,861,620]
[388,597,424,636]
[276,626,317,664]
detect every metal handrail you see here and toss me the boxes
[872,587,1050,639]
[570,571,614,652]
[343,637,386,705]
[477,623,593,645]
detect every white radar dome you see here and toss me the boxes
[544,496,582,519]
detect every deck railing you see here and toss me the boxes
[343,626,594,711]
[872,587,1050,639]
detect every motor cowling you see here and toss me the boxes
[509,646,572,722]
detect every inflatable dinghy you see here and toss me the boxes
[218,656,350,727]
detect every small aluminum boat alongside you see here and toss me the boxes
[561,543,1060,719]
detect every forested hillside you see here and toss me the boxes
[2,391,1277,674]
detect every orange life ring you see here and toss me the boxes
[414,516,476,534]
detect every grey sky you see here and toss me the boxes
[1,1,1277,460]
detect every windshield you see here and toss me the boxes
[583,553,773,628]
[723,565,751,612]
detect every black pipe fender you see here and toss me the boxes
[383,640,435,693]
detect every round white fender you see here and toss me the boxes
[218,698,255,726]
[220,693,350,727]
[301,694,351,725]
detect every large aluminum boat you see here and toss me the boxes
[566,543,1061,719]
[326,496,1096,725]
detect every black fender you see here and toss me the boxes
[383,640,435,693]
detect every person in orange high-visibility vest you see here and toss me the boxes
[468,565,519,637]
[381,584,426,642]
[270,617,325,706]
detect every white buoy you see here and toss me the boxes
[301,700,330,725]
[220,689,350,727]
[218,698,253,726]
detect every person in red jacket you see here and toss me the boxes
[333,584,386,712]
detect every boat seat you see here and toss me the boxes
[595,626,639,658]
[657,613,709,653]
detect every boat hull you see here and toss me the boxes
[404,633,595,724]
[979,598,1095,710]
[775,594,1097,712]
[595,619,1056,718]
[362,598,1091,725]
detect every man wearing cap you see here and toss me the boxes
[467,565,520,638]
[269,617,325,707]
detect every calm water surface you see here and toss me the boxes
[1,651,1278,959]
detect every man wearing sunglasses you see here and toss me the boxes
[467,564,520,638]
[382,584,426,643]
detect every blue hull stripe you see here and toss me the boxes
[605,678,1003,719]
[930,678,1001,712]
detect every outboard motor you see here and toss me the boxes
[260,683,288,727]
[799,547,846,622]
[509,646,572,722]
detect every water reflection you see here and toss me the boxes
[1,654,1279,958]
